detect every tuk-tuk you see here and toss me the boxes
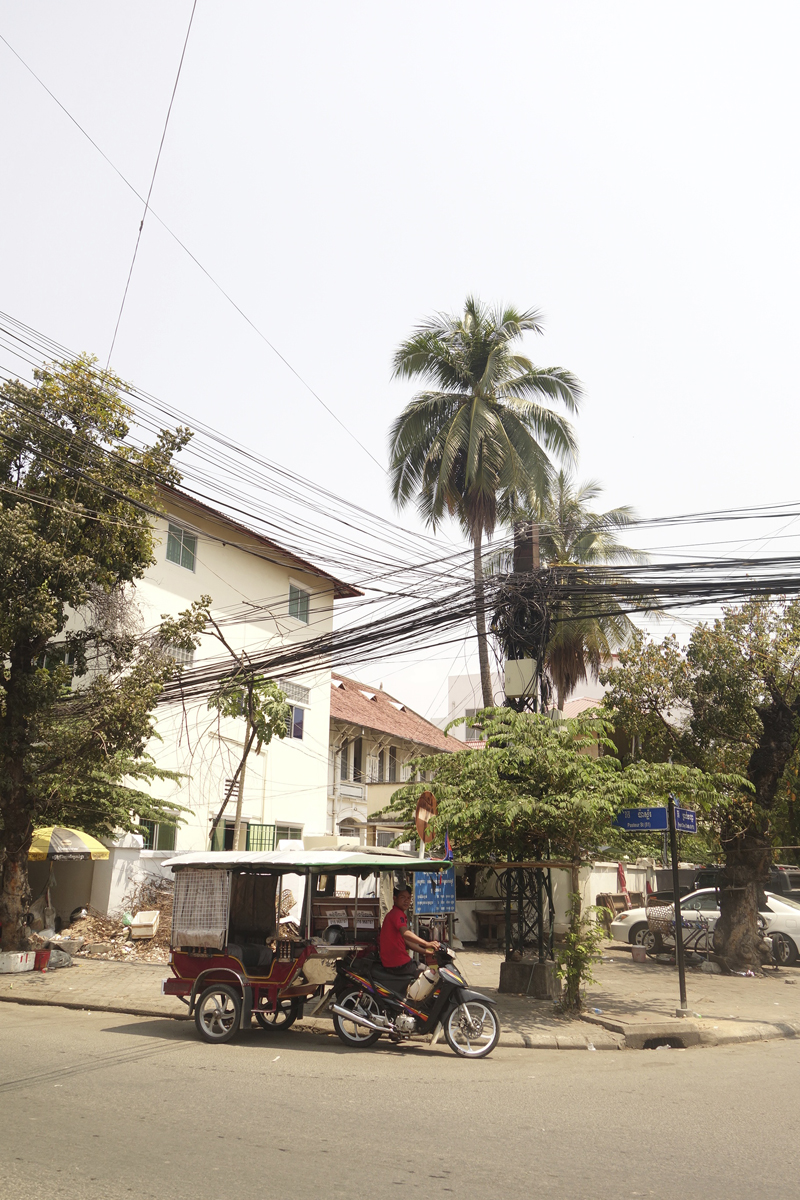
[161,847,451,1045]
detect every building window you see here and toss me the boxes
[388,745,397,783]
[377,749,385,783]
[276,824,303,843]
[340,740,349,780]
[377,829,394,848]
[210,819,246,852]
[287,706,304,739]
[352,737,363,783]
[139,820,176,852]
[166,523,197,571]
[278,678,310,705]
[246,823,276,852]
[288,584,310,624]
[338,819,364,845]
[165,644,194,667]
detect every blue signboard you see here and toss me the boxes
[675,807,698,834]
[413,865,456,915]
[614,807,668,832]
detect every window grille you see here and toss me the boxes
[139,820,176,852]
[288,584,310,623]
[165,644,194,667]
[278,678,310,705]
[246,823,276,852]
[171,868,231,949]
[166,523,197,571]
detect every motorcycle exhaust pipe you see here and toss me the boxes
[330,1003,388,1034]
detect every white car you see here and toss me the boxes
[609,888,800,965]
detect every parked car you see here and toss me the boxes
[692,865,800,901]
[609,888,800,965]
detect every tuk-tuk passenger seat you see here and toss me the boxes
[226,942,273,975]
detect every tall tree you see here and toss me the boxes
[0,357,192,950]
[493,471,644,709]
[602,602,800,971]
[388,298,581,708]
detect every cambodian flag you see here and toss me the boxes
[443,830,453,860]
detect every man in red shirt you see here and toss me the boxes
[379,883,441,982]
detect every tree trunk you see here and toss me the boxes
[232,718,251,853]
[718,693,800,971]
[473,532,494,709]
[0,806,33,945]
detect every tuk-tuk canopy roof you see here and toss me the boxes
[164,848,452,873]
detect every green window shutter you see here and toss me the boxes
[156,823,176,852]
[210,822,225,852]
[180,533,196,571]
[166,524,183,565]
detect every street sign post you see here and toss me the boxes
[668,793,689,1014]
[614,807,668,832]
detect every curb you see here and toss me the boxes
[580,1011,800,1049]
[4,991,799,1050]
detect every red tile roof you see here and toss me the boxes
[330,674,461,752]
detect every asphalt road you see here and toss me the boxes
[1,1003,797,1200]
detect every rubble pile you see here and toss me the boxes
[73,877,173,964]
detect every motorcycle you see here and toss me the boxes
[330,947,500,1058]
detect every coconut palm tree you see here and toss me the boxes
[501,471,646,710]
[388,297,582,708]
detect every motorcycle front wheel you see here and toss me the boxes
[444,1002,500,1058]
[332,989,383,1048]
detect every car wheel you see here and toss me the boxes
[643,930,663,953]
[630,923,649,946]
[771,933,798,966]
[253,998,300,1030]
[194,984,242,1044]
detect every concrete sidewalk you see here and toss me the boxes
[2,942,799,1051]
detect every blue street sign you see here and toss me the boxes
[614,807,668,832]
[413,865,455,915]
[675,807,698,834]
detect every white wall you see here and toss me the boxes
[128,502,336,855]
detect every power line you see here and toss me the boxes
[0,28,386,474]
[106,0,197,368]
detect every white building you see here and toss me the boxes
[83,485,359,918]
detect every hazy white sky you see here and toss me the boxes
[2,2,799,715]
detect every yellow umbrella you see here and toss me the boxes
[28,827,110,862]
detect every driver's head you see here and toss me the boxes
[393,884,412,911]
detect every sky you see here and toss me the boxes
[2,2,799,717]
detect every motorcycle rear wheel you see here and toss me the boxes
[332,989,383,1048]
[444,1002,500,1058]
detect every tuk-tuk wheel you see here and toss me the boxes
[253,998,300,1031]
[194,984,242,1044]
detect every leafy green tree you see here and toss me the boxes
[602,601,800,971]
[0,357,193,950]
[383,708,730,894]
[388,298,582,708]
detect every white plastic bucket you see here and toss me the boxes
[631,944,647,963]
[0,951,35,974]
